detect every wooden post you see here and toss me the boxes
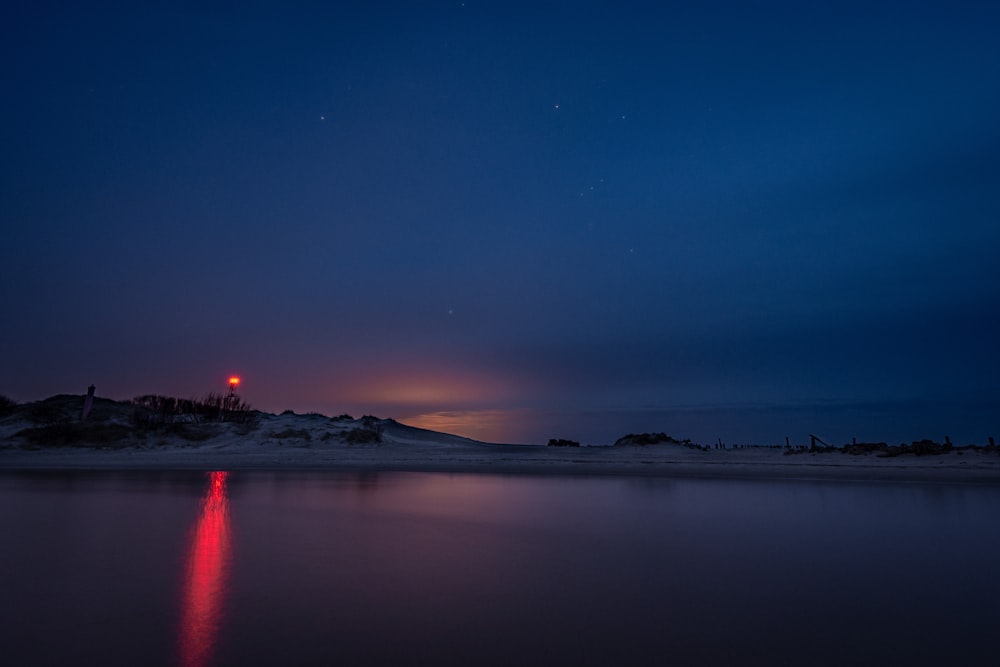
[990,437,995,447]
[81,385,95,421]
[785,436,790,448]
[945,435,951,446]
[810,434,831,448]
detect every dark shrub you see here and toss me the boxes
[272,428,312,440]
[15,423,132,447]
[345,426,381,444]
[547,438,580,447]
[613,433,688,447]
[161,423,214,442]
[131,392,258,425]
[25,400,73,424]
[842,442,889,455]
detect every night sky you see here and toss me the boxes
[3,1,999,445]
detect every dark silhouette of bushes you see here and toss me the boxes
[15,422,133,447]
[272,428,312,440]
[908,439,953,456]
[611,432,709,451]
[788,439,971,457]
[345,416,384,444]
[868,439,954,457]
[547,438,580,447]
[14,420,214,446]
[159,423,215,442]
[613,432,690,447]
[131,393,258,426]
[344,428,380,444]
[22,395,78,423]
[840,442,890,455]
[0,394,16,417]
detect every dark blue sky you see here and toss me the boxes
[3,1,999,444]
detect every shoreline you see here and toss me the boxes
[4,399,999,484]
[4,446,1000,484]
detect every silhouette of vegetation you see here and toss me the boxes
[345,416,383,444]
[783,438,1000,457]
[5,392,265,447]
[131,393,259,426]
[613,432,688,446]
[613,432,707,450]
[159,423,215,442]
[0,394,17,416]
[278,409,329,420]
[839,442,890,455]
[22,395,78,423]
[344,428,379,444]
[547,438,580,447]
[15,422,133,447]
[272,428,312,440]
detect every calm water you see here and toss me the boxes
[1,471,998,666]
[402,397,1000,445]
[401,400,1000,447]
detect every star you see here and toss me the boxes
[320,115,326,121]
[553,103,560,110]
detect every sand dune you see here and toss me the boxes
[2,396,999,482]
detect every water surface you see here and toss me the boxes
[1,471,997,666]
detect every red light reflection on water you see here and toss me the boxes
[178,471,231,667]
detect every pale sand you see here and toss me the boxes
[3,412,999,483]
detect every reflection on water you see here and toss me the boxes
[178,472,231,667]
[2,472,1000,666]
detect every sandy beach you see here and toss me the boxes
[3,402,999,483]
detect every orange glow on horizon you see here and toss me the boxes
[228,376,240,387]
[340,367,515,409]
[179,471,231,667]
[402,410,522,444]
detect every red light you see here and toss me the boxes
[228,376,240,387]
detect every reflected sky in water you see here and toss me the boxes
[0,471,998,666]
